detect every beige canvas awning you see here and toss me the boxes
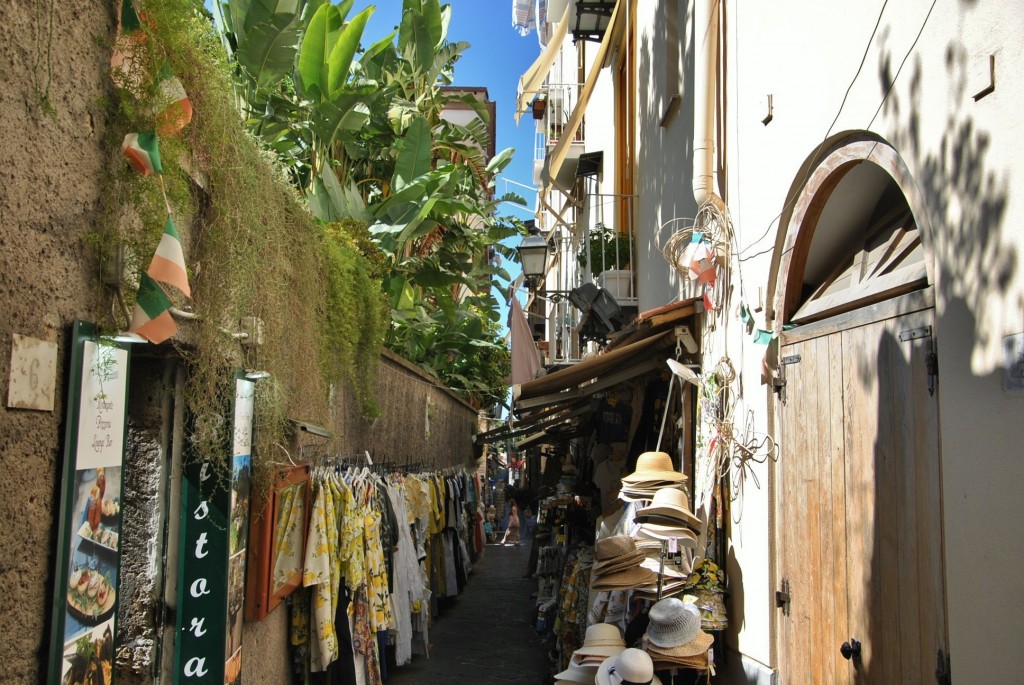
[514,330,671,403]
[515,4,571,123]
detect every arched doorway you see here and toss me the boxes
[770,134,949,684]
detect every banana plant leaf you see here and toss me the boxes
[393,116,432,191]
[236,0,304,90]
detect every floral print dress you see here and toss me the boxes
[302,481,341,671]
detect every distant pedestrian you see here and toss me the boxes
[522,506,535,538]
[501,498,521,545]
[485,505,497,543]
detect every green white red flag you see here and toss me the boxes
[122,132,162,175]
[153,66,192,137]
[147,215,191,297]
[129,273,178,343]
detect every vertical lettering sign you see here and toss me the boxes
[47,321,131,685]
[175,376,254,685]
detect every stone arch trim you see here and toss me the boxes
[770,132,937,326]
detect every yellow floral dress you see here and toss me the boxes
[302,481,341,671]
[363,501,393,631]
[338,479,365,593]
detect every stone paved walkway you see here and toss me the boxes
[385,542,553,684]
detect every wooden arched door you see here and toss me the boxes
[772,136,950,684]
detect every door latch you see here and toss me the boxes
[840,638,862,661]
[775,578,791,615]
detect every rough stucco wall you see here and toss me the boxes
[334,351,480,469]
[0,1,115,682]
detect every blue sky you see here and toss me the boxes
[362,0,539,326]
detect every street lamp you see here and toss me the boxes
[516,230,550,289]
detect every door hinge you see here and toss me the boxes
[899,325,938,396]
[774,355,800,403]
[935,648,951,685]
[775,578,791,615]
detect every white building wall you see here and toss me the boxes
[633,0,695,312]
[722,1,1024,682]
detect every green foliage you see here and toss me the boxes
[214,0,521,409]
[92,0,389,485]
[578,224,633,279]
[320,219,389,412]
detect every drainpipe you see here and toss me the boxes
[693,0,725,210]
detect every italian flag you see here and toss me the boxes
[122,132,162,175]
[153,66,192,137]
[147,215,191,297]
[129,273,178,344]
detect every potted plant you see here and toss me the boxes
[577,224,634,298]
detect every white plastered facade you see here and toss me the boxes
[588,1,1024,682]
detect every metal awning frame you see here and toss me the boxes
[514,355,666,414]
[476,402,593,445]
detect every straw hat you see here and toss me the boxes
[591,565,658,590]
[595,535,638,561]
[593,548,646,572]
[621,452,686,484]
[554,660,598,684]
[635,488,701,529]
[639,556,690,579]
[596,648,663,685]
[644,599,714,657]
[636,523,699,544]
[573,623,627,658]
[646,632,714,659]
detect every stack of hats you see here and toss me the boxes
[596,647,662,685]
[634,487,701,546]
[643,598,714,671]
[554,623,626,683]
[619,451,687,501]
[590,535,658,591]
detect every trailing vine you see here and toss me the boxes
[90,0,388,493]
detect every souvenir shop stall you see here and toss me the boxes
[245,455,485,685]
[541,447,725,685]
[519,355,729,685]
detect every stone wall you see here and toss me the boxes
[0,1,116,682]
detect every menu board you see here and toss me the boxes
[47,321,131,685]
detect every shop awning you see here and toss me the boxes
[516,423,591,449]
[514,330,671,404]
[515,4,570,123]
[474,400,591,445]
[545,0,624,184]
[606,297,704,350]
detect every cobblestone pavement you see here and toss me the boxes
[385,541,553,684]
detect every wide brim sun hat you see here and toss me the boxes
[596,648,663,685]
[591,565,658,590]
[639,556,690,578]
[595,534,639,561]
[573,623,627,658]
[592,550,647,574]
[634,487,701,529]
[636,522,699,544]
[554,660,599,684]
[621,451,686,484]
[645,631,715,659]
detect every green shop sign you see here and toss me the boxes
[175,375,254,684]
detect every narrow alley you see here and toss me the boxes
[386,543,552,684]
